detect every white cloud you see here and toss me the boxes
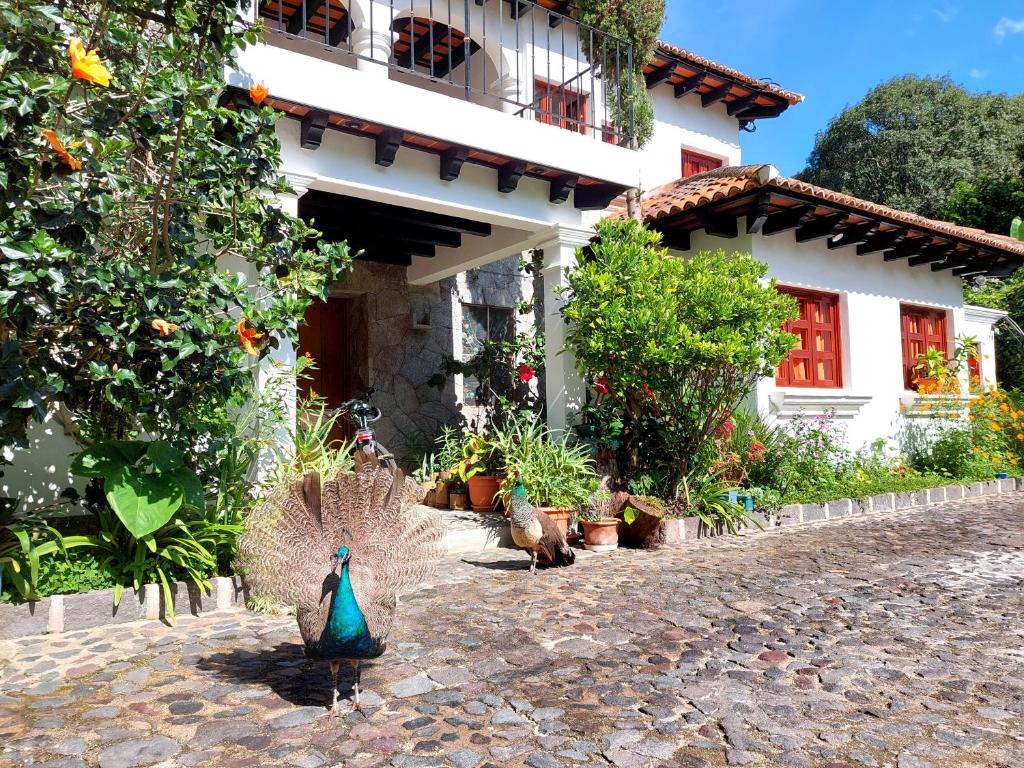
[969,68,988,79]
[931,4,957,24]
[994,17,1024,40]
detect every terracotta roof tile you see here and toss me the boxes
[655,41,803,106]
[633,164,1024,259]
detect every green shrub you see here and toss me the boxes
[561,219,797,495]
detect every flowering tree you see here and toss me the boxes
[560,219,797,494]
[0,0,351,462]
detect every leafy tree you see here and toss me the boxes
[0,0,351,463]
[560,219,797,493]
[943,175,1024,236]
[798,76,1024,218]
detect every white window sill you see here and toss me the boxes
[899,392,970,418]
[767,389,872,419]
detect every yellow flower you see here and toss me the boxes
[1012,458,1019,466]
[68,38,111,87]
[1000,403,1009,412]
[972,447,979,454]
[991,422,1002,432]
[993,456,1002,465]
[982,451,990,458]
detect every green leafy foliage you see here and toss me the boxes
[491,412,597,509]
[0,0,352,457]
[560,219,797,492]
[798,75,1024,218]
[71,440,201,538]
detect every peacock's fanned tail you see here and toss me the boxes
[235,453,446,648]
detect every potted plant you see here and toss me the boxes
[579,490,618,551]
[493,413,597,537]
[454,433,503,512]
[448,479,468,511]
[412,452,438,503]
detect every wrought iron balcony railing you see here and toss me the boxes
[255,0,636,144]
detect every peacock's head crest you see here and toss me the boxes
[333,546,351,571]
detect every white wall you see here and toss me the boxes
[639,88,742,192]
[678,230,981,452]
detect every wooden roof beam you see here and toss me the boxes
[857,228,906,255]
[908,244,956,267]
[699,210,738,238]
[674,73,705,98]
[745,192,773,234]
[882,236,932,261]
[574,183,626,211]
[498,160,527,193]
[726,93,760,117]
[795,212,847,243]
[701,83,732,108]
[301,191,492,236]
[734,103,788,120]
[300,110,329,149]
[645,62,677,89]
[375,129,402,166]
[761,204,814,236]
[659,228,691,251]
[439,146,468,181]
[827,221,875,249]
[328,15,353,46]
[549,174,579,204]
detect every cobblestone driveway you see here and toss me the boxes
[2,495,1023,768]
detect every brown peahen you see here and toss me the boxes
[235,454,445,713]
[508,478,575,572]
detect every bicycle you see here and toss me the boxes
[335,390,395,466]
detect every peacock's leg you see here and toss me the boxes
[351,659,362,711]
[328,660,341,716]
[529,550,537,574]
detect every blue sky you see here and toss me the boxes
[662,1,1024,176]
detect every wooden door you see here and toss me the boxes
[298,297,355,440]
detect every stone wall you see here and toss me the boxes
[332,255,537,463]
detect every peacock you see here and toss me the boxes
[507,477,576,572]
[235,454,445,713]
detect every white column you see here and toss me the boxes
[349,0,395,76]
[256,171,317,480]
[538,225,593,433]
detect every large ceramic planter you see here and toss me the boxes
[467,475,501,512]
[581,518,619,552]
[537,506,573,538]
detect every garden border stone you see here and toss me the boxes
[0,575,247,641]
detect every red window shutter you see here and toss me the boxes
[682,150,723,178]
[900,305,949,390]
[776,288,842,388]
[536,79,588,134]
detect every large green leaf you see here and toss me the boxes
[70,443,128,478]
[146,440,184,472]
[167,466,204,511]
[1012,216,1023,242]
[104,466,183,538]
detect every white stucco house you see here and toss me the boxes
[6,0,1024,502]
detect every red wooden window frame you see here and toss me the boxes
[776,287,843,388]
[900,305,949,390]
[682,150,723,178]
[535,79,588,134]
[967,342,982,384]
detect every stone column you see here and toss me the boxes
[538,225,593,433]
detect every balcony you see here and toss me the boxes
[234,0,640,196]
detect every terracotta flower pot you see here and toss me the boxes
[536,506,573,538]
[467,475,501,512]
[582,518,619,552]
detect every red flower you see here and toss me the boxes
[643,383,657,401]
[594,377,610,394]
[716,417,735,437]
[518,364,535,383]
[237,319,265,356]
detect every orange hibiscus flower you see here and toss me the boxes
[237,319,265,355]
[249,81,269,105]
[150,318,180,336]
[68,38,111,87]
[41,129,82,172]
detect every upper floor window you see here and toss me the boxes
[900,305,949,390]
[535,79,588,134]
[776,287,842,389]
[462,303,514,405]
[682,150,723,178]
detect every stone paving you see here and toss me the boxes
[1,495,1023,768]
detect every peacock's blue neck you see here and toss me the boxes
[323,561,374,656]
